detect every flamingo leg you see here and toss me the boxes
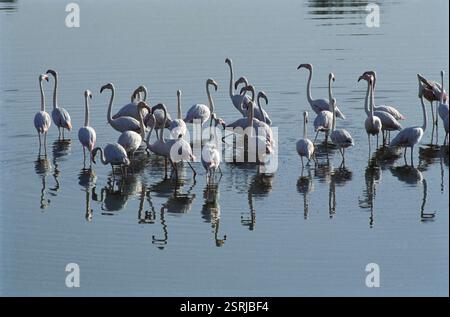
[403,147,407,165]
[187,161,196,178]
[313,131,319,144]
[368,134,371,154]
[82,147,86,167]
[301,156,304,168]
[44,132,48,156]
[37,133,42,156]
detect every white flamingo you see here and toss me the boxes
[146,103,196,179]
[418,72,448,130]
[202,113,223,185]
[225,58,251,115]
[78,90,96,168]
[46,69,72,140]
[390,75,428,166]
[297,63,346,119]
[100,83,142,133]
[312,73,336,143]
[34,74,51,155]
[359,74,402,144]
[112,85,149,120]
[168,90,187,138]
[184,79,217,125]
[361,76,382,151]
[117,102,151,158]
[234,76,272,125]
[362,71,406,121]
[296,111,315,167]
[438,71,449,145]
[92,143,130,177]
[330,98,354,163]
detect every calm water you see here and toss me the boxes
[0,0,448,296]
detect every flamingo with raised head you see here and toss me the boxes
[34,74,51,155]
[330,98,354,163]
[202,113,224,185]
[78,90,96,168]
[296,111,315,167]
[389,75,428,166]
[360,77,382,151]
[100,83,142,133]
[297,64,345,119]
[184,79,217,126]
[46,69,72,140]
[168,90,187,139]
[225,58,251,115]
[112,85,149,120]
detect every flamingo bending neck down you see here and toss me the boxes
[117,102,151,159]
[296,111,315,168]
[168,90,187,139]
[100,83,142,133]
[147,103,196,180]
[112,85,149,121]
[202,113,223,185]
[389,75,428,166]
[78,90,97,168]
[46,69,72,140]
[297,63,346,119]
[330,98,354,164]
[92,143,130,178]
[225,58,251,116]
[34,74,51,156]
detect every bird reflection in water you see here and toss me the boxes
[389,165,436,221]
[358,157,382,228]
[78,168,97,221]
[138,186,156,225]
[50,139,71,195]
[202,184,227,247]
[329,166,353,218]
[152,206,168,250]
[34,156,52,210]
[297,167,314,220]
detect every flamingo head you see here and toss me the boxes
[329,72,335,82]
[257,91,268,105]
[177,89,182,97]
[100,83,114,94]
[39,74,49,82]
[207,79,218,91]
[137,101,151,114]
[84,90,92,99]
[225,58,232,66]
[234,76,249,90]
[45,69,57,78]
[240,85,255,97]
[303,111,309,124]
[297,63,312,71]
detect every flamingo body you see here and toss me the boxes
[118,131,142,156]
[34,111,51,134]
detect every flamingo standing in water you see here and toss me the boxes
[46,69,72,140]
[92,143,130,177]
[168,90,187,138]
[330,98,354,164]
[225,58,251,115]
[117,102,151,158]
[359,74,402,145]
[313,73,336,143]
[296,111,315,167]
[184,79,218,126]
[112,85,149,120]
[360,76,382,151]
[297,63,346,119]
[234,77,272,125]
[202,113,224,185]
[147,103,196,180]
[34,74,51,155]
[100,83,142,133]
[390,75,428,166]
[78,90,96,168]
[438,71,449,146]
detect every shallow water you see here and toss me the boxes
[0,0,448,296]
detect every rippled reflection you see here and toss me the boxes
[297,167,314,219]
[202,184,227,247]
[78,168,97,221]
[358,158,381,227]
[34,156,52,210]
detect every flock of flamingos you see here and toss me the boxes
[33,59,449,183]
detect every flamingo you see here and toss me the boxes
[92,143,130,177]
[225,58,251,115]
[145,104,173,140]
[100,83,142,133]
[438,71,449,146]
[296,111,315,167]
[418,73,448,130]
[330,98,354,164]
[389,75,428,166]
[234,77,272,125]
[146,103,196,180]
[297,63,345,119]
[360,76,382,151]
[359,74,402,144]
[117,102,151,158]
[362,71,406,121]
[78,90,96,168]
[112,85,149,120]
[184,78,217,125]
[34,74,51,155]
[46,69,72,140]
[168,90,187,138]
[312,73,337,144]
[226,85,274,147]
[202,113,223,185]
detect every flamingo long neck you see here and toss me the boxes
[142,87,147,102]
[363,80,370,116]
[332,103,336,131]
[207,83,215,113]
[145,119,155,148]
[138,108,146,141]
[370,82,375,119]
[159,106,167,143]
[441,72,445,104]
[227,62,234,98]
[420,95,427,131]
[39,78,45,111]
[177,93,182,119]
[328,77,333,104]
[303,115,307,139]
[52,73,58,110]
[106,87,115,124]
[84,95,90,126]
[306,68,313,104]
[95,148,108,165]
[257,97,265,124]
[248,102,254,138]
